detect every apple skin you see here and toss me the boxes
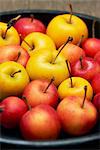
[91,73,100,94]
[46,14,88,48]
[21,32,56,56]
[0,96,28,128]
[94,51,100,65]
[0,61,29,100]
[57,96,97,136]
[0,45,30,67]
[14,17,46,38]
[20,104,61,140]
[26,48,70,86]
[71,57,100,81]
[58,77,93,100]
[22,79,58,108]
[93,93,100,115]
[0,22,20,46]
[82,38,100,57]
[59,43,85,64]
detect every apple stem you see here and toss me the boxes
[68,1,73,24]
[66,60,73,88]
[22,96,31,110]
[20,34,33,50]
[8,15,21,27]
[2,28,8,39]
[43,77,55,93]
[15,51,21,62]
[10,15,21,23]
[80,56,83,69]
[77,35,84,46]
[52,37,73,64]
[2,23,12,39]
[30,14,34,22]
[0,105,5,112]
[92,20,96,38]
[81,85,87,108]
[10,70,21,77]
[2,15,21,39]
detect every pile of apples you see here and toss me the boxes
[0,9,100,141]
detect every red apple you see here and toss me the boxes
[82,38,100,57]
[0,45,29,67]
[82,20,100,58]
[91,73,100,94]
[20,104,61,140]
[0,96,28,128]
[14,17,46,38]
[57,95,97,136]
[71,57,100,81]
[22,79,58,108]
[94,51,100,65]
[93,93,100,114]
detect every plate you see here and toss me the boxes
[0,9,100,148]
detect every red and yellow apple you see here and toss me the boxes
[0,45,29,67]
[58,43,85,64]
[57,96,97,136]
[20,104,61,140]
[22,79,59,108]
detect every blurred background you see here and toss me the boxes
[0,0,99,18]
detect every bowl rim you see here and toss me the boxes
[0,133,100,147]
[0,9,100,21]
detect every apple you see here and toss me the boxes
[94,51,100,65]
[58,77,93,100]
[26,48,70,86]
[0,22,20,46]
[59,42,85,64]
[57,93,97,136]
[93,93,100,114]
[14,16,46,38]
[0,96,28,128]
[91,73,100,94]
[0,45,29,67]
[0,61,29,100]
[20,104,61,140]
[21,32,56,56]
[22,78,58,108]
[82,38,100,57]
[71,57,100,81]
[82,20,100,57]
[46,14,88,48]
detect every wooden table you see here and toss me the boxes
[0,0,99,18]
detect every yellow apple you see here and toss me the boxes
[46,14,88,48]
[26,48,70,86]
[0,61,29,100]
[58,77,93,100]
[0,22,20,46]
[21,32,56,56]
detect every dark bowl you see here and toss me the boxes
[0,10,100,149]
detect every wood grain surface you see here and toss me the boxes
[0,0,99,18]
